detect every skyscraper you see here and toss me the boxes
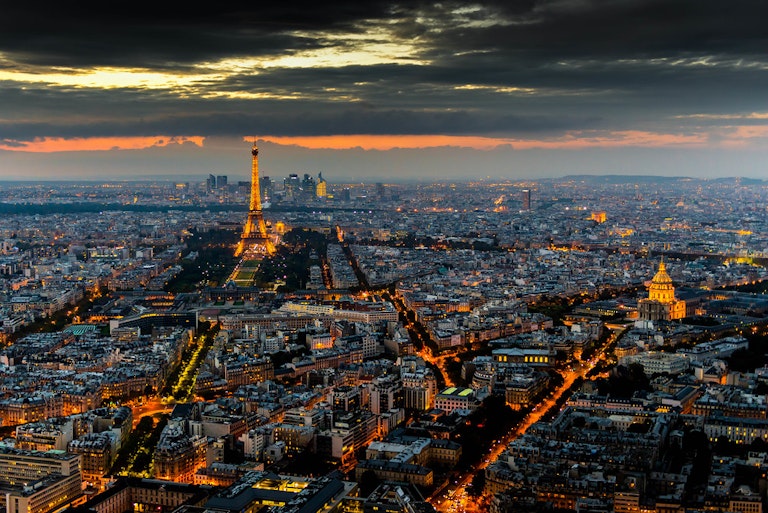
[316,172,327,198]
[522,189,531,211]
[284,173,300,201]
[235,144,275,257]
[260,176,273,202]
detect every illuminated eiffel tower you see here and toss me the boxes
[235,143,275,257]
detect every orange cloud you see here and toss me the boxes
[707,126,768,149]
[255,134,509,150]
[256,131,709,151]
[726,125,768,139]
[2,129,757,155]
[0,136,205,153]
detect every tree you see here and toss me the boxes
[726,347,768,373]
[467,471,486,497]
[684,429,711,489]
[595,363,649,398]
[749,437,767,452]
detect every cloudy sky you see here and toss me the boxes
[1,1,767,182]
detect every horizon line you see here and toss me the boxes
[0,174,763,184]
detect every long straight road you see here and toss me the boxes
[429,326,625,512]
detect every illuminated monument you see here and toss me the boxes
[638,260,686,321]
[235,143,275,257]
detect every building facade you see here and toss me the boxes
[638,261,686,322]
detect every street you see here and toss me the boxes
[428,327,624,512]
[128,398,173,428]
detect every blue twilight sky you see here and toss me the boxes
[1,1,767,182]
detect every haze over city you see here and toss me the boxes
[2,1,768,181]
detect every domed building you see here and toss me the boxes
[638,260,686,321]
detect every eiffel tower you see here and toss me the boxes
[235,143,275,257]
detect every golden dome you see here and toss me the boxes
[651,261,673,285]
[640,259,686,321]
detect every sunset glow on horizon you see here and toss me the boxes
[255,131,712,151]
[3,129,760,155]
[0,136,205,153]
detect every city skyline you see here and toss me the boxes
[1,1,768,181]
[2,167,768,511]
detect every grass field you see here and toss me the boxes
[229,256,264,286]
[235,270,256,280]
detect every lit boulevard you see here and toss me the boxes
[128,398,171,429]
[127,332,210,427]
[429,327,625,512]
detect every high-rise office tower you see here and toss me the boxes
[260,176,273,202]
[301,173,316,198]
[316,172,327,198]
[522,189,531,210]
[235,144,275,257]
[284,173,300,201]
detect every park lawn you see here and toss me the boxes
[235,270,256,280]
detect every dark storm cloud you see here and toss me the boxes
[0,96,597,140]
[1,0,767,146]
[0,3,420,68]
[5,1,764,69]
[4,56,765,143]
[419,0,768,61]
